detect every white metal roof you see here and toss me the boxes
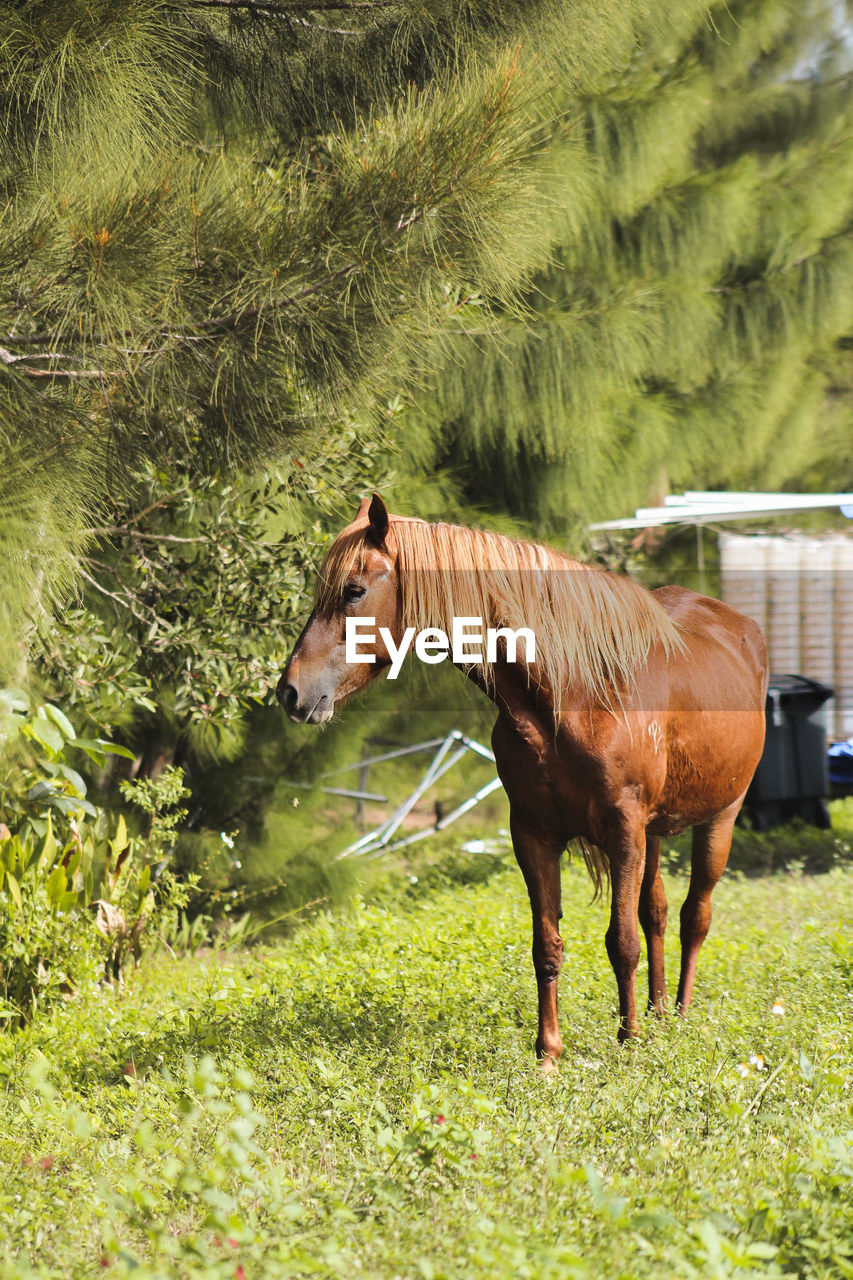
[589,491,853,531]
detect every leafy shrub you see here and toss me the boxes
[0,820,100,1024]
[663,800,853,876]
[119,766,190,861]
[0,695,201,1022]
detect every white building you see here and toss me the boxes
[591,493,853,739]
[719,533,853,739]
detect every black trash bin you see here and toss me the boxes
[744,674,834,831]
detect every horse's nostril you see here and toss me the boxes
[279,680,299,715]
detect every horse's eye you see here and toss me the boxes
[343,582,366,604]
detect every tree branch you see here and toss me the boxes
[0,346,114,380]
[176,0,397,12]
[80,564,176,635]
[120,497,184,527]
[85,526,211,544]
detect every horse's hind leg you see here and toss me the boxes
[676,800,740,1013]
[605,813,647,1043]
[639,833,668,1014]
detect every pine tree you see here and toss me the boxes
[415,0,853,535]
[2,0,664,676]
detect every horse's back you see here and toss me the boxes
[652,584,769,703]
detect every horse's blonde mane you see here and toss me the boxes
[316,517,684,717]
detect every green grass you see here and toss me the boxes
[2,848,853,1279]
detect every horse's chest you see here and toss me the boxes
[493,725,604,836]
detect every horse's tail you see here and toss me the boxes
[570,837,611,901]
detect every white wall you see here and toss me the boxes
[719,532,853,739]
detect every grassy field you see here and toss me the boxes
[2,835,853,1279]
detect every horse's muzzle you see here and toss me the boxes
[276,672,334,724]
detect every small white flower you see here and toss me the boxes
[220,832,235,849]
[771,1003,785,1017]
[409,874,418,884]
[737,1063,751,1078]
[749,1053,766,1071]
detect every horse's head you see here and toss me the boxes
[277,494,400,723]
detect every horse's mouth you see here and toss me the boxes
[302,693,334,724]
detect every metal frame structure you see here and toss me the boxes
[319,729,502,860]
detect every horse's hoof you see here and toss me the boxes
[536,1054,560,1077]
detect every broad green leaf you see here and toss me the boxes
[1,838,17,872]
[48,795,97,817]
[56,764,88,797]
[17,835,34,872]
[36,817,57,876]
[0,689,28,715]
[5,872,22,911]
[74,736,135,762]
[27,780,54,804]
[27,719,64,754]
[746,1243,779,1260]
[80,836,94,875]
[46,864,66,904]
[43,703,76,741]
[96,739,136,760]
[58,889,79,913]
[113,814,128,852]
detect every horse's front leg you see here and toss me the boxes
[510,813,565,1072]
[604,813,647,1043]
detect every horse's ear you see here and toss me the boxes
[366,492,389,546]
[354,495,372,522]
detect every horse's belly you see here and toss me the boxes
[650,706,766,831]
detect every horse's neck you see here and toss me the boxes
[462,652,566,722]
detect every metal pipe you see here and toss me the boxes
[377,775,504,855]
[334,731,500,860]
[320,737,447,777]
[368,742,469,847]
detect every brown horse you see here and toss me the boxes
[278,495,768,1069]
